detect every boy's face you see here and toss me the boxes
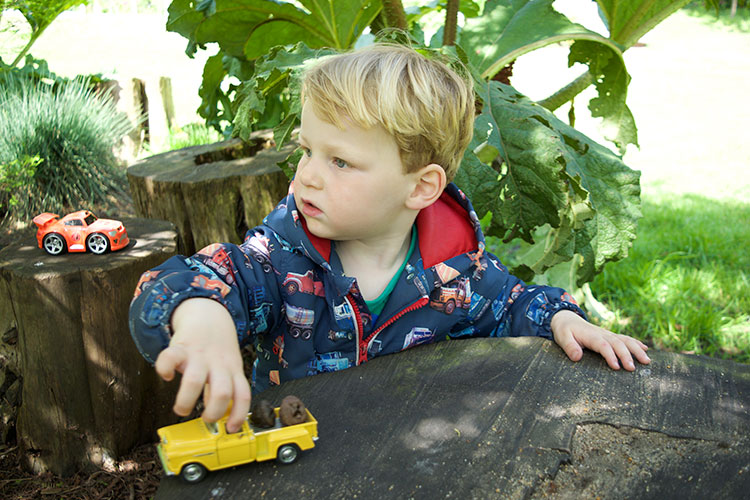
[293,101,418,243]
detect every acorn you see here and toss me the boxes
[250,399,276,428]
[279,395,307,426]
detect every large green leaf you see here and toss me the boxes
[168,0,381,60]
[234,43,337,143]
[459,81,640,283]
[458,0,636,151]
[597,0,692,46]
[459,0,623,79]
[568,40,636,153]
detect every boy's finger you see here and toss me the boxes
[173,360,208,417]
[625,338,651,365]
[610,337,635,371]
[586,336,620,370]
[155,345,187,381]
[226,374,252,433]
[202,369,233,423]
[554,329,583,362]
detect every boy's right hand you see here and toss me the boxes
[155,297,251,433]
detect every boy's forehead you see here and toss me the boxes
[299,102,399,154]
[300,100,350,130]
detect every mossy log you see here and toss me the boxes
[127,132,293,256]
[0,218,180,476]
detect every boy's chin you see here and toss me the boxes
[302,218,338,240]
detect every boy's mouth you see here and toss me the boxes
[300,198,323,218]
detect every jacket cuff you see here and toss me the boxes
[128,274,243,364]
[538,301,587,340]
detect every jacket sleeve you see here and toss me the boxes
[128,228,284,364]
[474,252,586,340]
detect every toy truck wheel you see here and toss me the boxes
[180,463,208,483]
[42,233,66,255]
[444,299,456,315]
[86,233,110,254]
[276,444,300,465]
[285,281,299,294]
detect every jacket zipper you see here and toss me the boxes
[344,295,365,366]
[359,296,429,363]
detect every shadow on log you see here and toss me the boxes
[0,218,181,476]
[127,131,293,256]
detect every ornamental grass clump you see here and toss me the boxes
[0,76,133,224]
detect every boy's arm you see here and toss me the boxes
[155,298,251,433]
[476,255,648,370]
[129,232,284,431]
[551,310,650,371]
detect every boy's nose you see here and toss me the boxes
[297,156,324,189]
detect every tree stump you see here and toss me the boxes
[0,218,180,476]
[127,131,293,256]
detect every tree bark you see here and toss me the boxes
[127,131,293,256]
[0,218,180,475]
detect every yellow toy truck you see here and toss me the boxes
[157,406,318,483]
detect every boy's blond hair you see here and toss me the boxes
[301,43,474,182]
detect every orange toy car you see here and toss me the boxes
[33,211,129,256]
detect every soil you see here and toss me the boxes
[0,443,162,500]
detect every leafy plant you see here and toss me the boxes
[0,154,41,219]
[1,0,89,68]
[166,0,689,291]
[0,76,133,223]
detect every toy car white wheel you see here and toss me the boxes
[276,444,300,465]
[86,233,110,254]
[42,233,66,255]
[180,463,207,483]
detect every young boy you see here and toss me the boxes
[129,44,650,433]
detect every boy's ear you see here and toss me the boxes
[406,164,447,210]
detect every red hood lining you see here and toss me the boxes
[301,191,478,268]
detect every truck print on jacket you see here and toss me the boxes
[283,270,325,297]
[129,183,586,393]
[429,276,472,315]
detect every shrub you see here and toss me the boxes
[0,154,41,220]
[0,76,133,224]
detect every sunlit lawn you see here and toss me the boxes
[591,195,750,363]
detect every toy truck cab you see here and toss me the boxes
[157,407,318,483]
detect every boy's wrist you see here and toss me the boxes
[550,309,583,334]
[171,297,234,337]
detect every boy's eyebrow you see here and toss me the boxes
[297,132,355,159]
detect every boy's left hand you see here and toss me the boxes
[551,310,651,371]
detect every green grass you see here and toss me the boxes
[591,194,750,363]
[142,122,224,156]
[683,1,750,33]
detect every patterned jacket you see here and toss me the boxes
[129,183,585,393]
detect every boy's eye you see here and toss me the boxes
[333,158,348,169]
[301,147,312,158]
